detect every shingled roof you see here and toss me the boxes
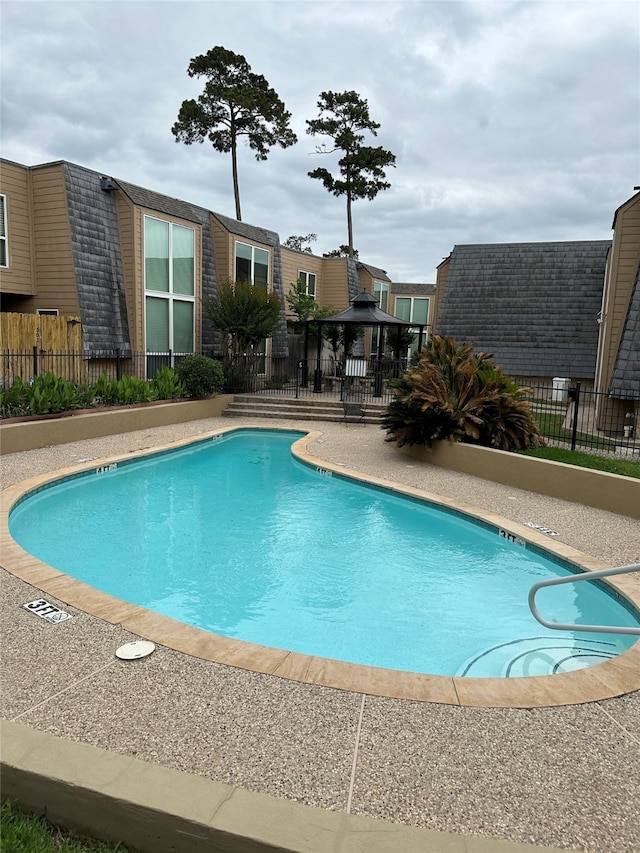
[357,262,391,281]
[391,283,436,296]
[435,241,611,379]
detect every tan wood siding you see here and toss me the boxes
[599,195,640,388]
[30,165,79,315]
[358,267,374,294]
[320,258,349,310]
[433,258,450,332]
[211,218,231,282]
[281,250,324,318]
[0,161,35,296]
[115,192,139,350]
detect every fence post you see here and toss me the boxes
[32,345,38,378]
[116,348,121,381]
[570,381,581,451]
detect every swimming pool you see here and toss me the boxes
[8,428,639,679]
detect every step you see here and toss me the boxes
[457,636,618,678]
[221,395,385,424]
[230,394,386,411]
[223,405,383,423]
[223,407,381,424]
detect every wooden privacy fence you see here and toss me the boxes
[1,313,85,384]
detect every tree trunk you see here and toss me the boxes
[231,133,242,221]
[346,162,354,258]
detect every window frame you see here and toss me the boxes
[143,215,196,358]
[234,240,270,288]
[0,194,8,268]
[394,296,430,326]
[373,280,389,312]
[298,270,316,299]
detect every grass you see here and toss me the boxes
[533,411,617,451]
[0,799,134,853]
[519,446,640,478]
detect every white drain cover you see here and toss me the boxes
[116,641,156,660]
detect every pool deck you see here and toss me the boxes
[1,416,639,852]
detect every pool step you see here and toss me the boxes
[457,636,618,678]
[222,394,386,424]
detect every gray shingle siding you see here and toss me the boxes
[391,283,436,296]
[64,164,131,353]
[347,258,365,355]
[436,241,611,379]
[609,265,640,396]
[358,262,390,281]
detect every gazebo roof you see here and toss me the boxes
[316,289,413,327]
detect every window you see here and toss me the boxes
[0,194,7,267]
[394,297,429,326]
[299,270,316,299]
[394,297,430,357]
[36,309,59,316]
[234,241,271,365]
[374,280,389,312]
[235,241,269,290]
[144,216,195,359]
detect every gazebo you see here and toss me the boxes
[305,290,425,397]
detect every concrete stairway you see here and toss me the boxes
[222,394,387,425]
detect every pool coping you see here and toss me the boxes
[1,424,639,710]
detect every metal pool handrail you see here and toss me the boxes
[528,563,640,636]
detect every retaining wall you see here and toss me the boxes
[0,396,233,454]
[397,441,640,519]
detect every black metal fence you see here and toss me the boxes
[2,349,638,457]
[0,348,405,400]
[0,347,196,385]
[223,354,408,402]
[520,380,638,458]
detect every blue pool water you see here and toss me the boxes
[9,429,639,677]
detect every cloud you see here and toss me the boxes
[1,0,638,281]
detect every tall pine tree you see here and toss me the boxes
[306,91,395,258]
[173,47,297,220]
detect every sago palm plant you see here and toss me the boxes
[381,336,544,451]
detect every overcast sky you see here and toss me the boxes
[2,0,638,281]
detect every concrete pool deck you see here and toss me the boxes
[1,416,639,851]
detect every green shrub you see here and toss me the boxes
[92,371,120,407]
[92,372,157,406]
[0,376,31,418]
[151,365,186,400]
[176,354,224,397]
[113,374,157,405]
[28,372,83,415]
[75,382,98,409]
[382,336,545,452]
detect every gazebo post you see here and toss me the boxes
[313,326,323,392]
[374,322,385,397]
[302,322,309,387]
